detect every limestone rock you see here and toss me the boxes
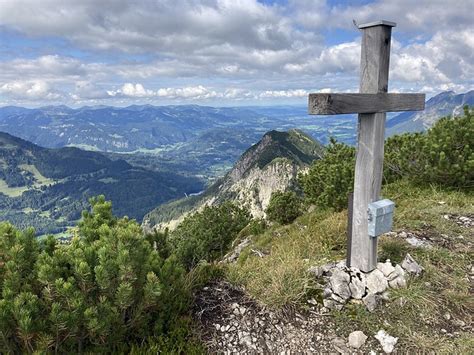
[374,330,398,353]
[349,271,367,299]
[329,269,351,300]
[406,236,432,249]
[307,265,324,278]
[377,260,395,277]
[362,293,379,312]
[331,337,350,354]
[323,286,333,298]
[390,264,405,279]
[308,261,343,278]
[366,269,388,294]
[401,253,424,276]
[388,264,407,288]
[222,237,252,263]
[388,276,406,288]
[323,299,343,311]
[348,331,367,349]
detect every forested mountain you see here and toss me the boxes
[0,132,203,235]
[387,90,474,135]
[143,129,324,231]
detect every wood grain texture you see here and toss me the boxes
[308,93,425,115]
[350,24,392,272]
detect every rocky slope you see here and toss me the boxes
[143,129,324,231]
[387,90,474,135]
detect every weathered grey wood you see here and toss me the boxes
[358,20,396,29]
[346,192,354,267]
[350,23,393,272]
[308,93,425,115]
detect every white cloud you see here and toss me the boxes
[0,0,472,106]
[327,0,474,32]
[78,82,316,102]
[0,80,62,100]
[0,0,305,54]
[391,29,474,87]
[259,89,308,98]
[106,83,220,100]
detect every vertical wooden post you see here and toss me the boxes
[349,21,396,272]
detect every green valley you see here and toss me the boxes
[0,132,203,235]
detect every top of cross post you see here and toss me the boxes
[358,20,396,29]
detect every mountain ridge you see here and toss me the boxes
[387,90,474,135]
[143,129,324,231]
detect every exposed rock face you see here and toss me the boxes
[144,129,324,231]
[310,254,423,312]
[219,158,301,219]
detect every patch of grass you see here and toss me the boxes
[19,164,56,186]
[226,209,346,307]
[0,178,29,197]
[379,238,409,264]
[384,179,473,236]
[226,179,473,352]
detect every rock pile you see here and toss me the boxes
[309,254,423,312]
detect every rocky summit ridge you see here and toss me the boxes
[143,129,324,231]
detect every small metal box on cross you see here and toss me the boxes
[307,20,425,272]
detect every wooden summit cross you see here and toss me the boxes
[308,20,425,272]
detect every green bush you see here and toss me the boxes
[171,202,251,270]
[299,138,355,211]
[266,191,302,224]
[385,106,473,188]
[0,196,191,353]
[238,218,267,239]
[300,107,473,211]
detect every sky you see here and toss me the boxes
[0,0,473,107]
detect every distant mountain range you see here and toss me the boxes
[0,104,354,180]
[387,90,474,136]
[0,104,266,152]
[0,132,203,235]
[143,129,324,231]
[2,90,471,180]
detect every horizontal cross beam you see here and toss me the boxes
[308,93,425,115]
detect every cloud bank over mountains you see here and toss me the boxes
[0,0,472,106]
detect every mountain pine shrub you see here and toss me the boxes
[171,202,251,270]
[385,106,473,188]
[299,138,355,211]
[266,191,302,224]
[300,107,473,210]
[0,196,192,353]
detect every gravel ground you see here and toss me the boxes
[192,280,379,354]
